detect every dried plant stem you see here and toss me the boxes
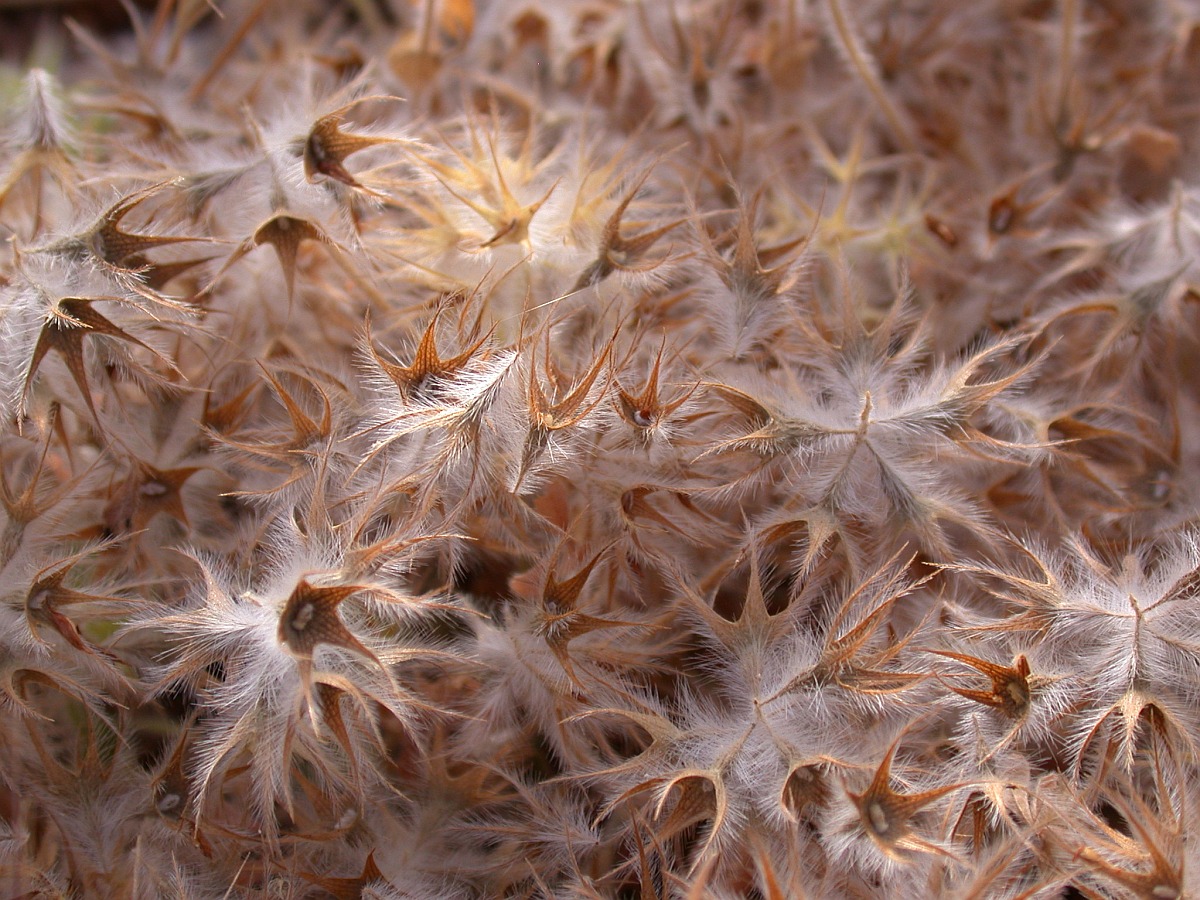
[188,0,272,103]
[824,0,918,154]
[1056,0,1079,117]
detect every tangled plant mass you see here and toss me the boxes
[2,0,1200,896]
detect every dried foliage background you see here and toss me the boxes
[2,0,1200,897]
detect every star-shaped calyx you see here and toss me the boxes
[366,308,491,402]
[21,296,172,426]
[931,650,1032,719]
[846,735,967,862]
[303,97,402,193]
[572,167,687,292]
[613,337,697,442]
[277,578,378,666]
[102,460,202,534]
[24,555,124,658]
[533,548,639,688]
[36,181,209,285]
[515,334,611,490]
[209,213,332,302]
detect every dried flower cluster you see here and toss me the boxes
[2,0,1200,896]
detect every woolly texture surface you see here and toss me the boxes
[1,1,1198,897]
